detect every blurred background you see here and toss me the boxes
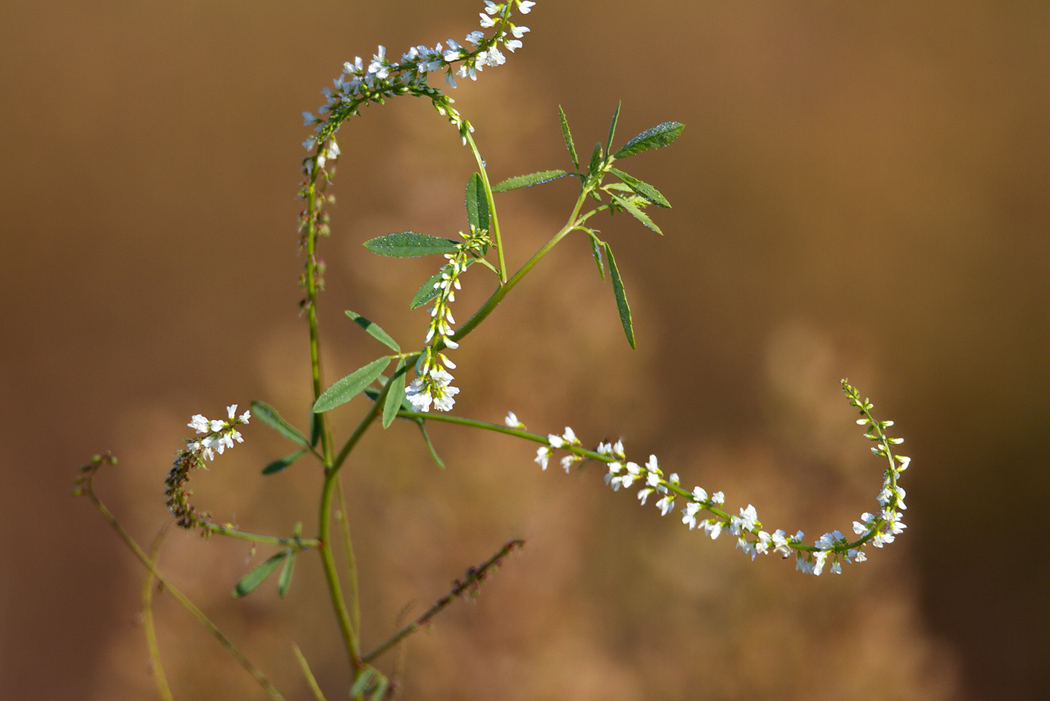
[2,1,1047,698]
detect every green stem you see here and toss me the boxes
[81,472,286,701]
[202,523,320,549]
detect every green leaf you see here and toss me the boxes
[233,551,287,598]
[363,232,458,257]
[608,167,670,207]
[558,105,579,170]
[606,101,621,156]
[410,258,476,309]
[492,170,567,192]
[251,401,310,447]
[609,192,663,235]
[277,551,296,598]
[587,142,604,179]
[350,667,390,698]
[262,448,307,475]
[417,422,445,468]
[309,412,320,448]
[604,242,636,349]
[465,172,489,234]
[588,232,605,280]
[312,357,391,413]
[382,360,408,428]
[613,121,685,159]
[411,271,444,309]
[345,310,400,352]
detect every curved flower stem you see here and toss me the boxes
[142,528,173,701]
[77,462,286,701]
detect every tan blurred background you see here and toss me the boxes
[2,0,1048,698]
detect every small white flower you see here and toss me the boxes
[479,13,497,28]
[189,415,210,434]
[505,411,524,428]
[517,0,535,13]
[484,1,501,15]
[655,495,675,516]
[535,446,551,470]
[637,487,654,505]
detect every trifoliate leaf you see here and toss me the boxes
[345,311,400,352]
[312,357,391,413]
[492,170,567,192]
[233,551,287,598]
[608,167,671,207]
[605,242,636,349]
[609,192,663,235]
[364,232,458,257]
[558,105,579,170]
[251,401,310,447]
[613,121,685,159]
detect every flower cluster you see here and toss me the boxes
[406,227,491,413]
[302,0,534,163]
[164,405,251,529]
[513,381,911,575]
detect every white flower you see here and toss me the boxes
[681,501,702,529]
[637,487,654,505]
[405,378,433,413]
[505,411,524,428]
[189,414,210,434]
[517,0,535,13]
[655,494,675,516]
[479,13,497,28]
[484,1,501,14]
[535,446,551,470]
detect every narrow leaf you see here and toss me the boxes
[410,271,444,309]
[312,357,391,413]
[465,172,489,234]
[613,121,685,159]
[410,258,476,309]
[608,167,670,207]
[345,310,400,352]
[233,551,287,598]
[604,243,636,349]
[262,448,307,475]
[251,401,310,447]
[363,232,458,257]
[492,170,567,192]
[589,234,605,280]
[587,142,604,178]
[606,101,621,156]
[277,551,296,598]
[382,360,408,428]
[417,422,445,468]
[609,192,663,235]
[558,105,579,170]
[350,668,383,697]
[369,676,390,701]
[309,412,320,448]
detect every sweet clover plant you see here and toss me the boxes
[76,2,911,698]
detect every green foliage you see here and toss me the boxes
[364,232,458,257]
[312,357,391,413]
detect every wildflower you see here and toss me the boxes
[505,411,525,429]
